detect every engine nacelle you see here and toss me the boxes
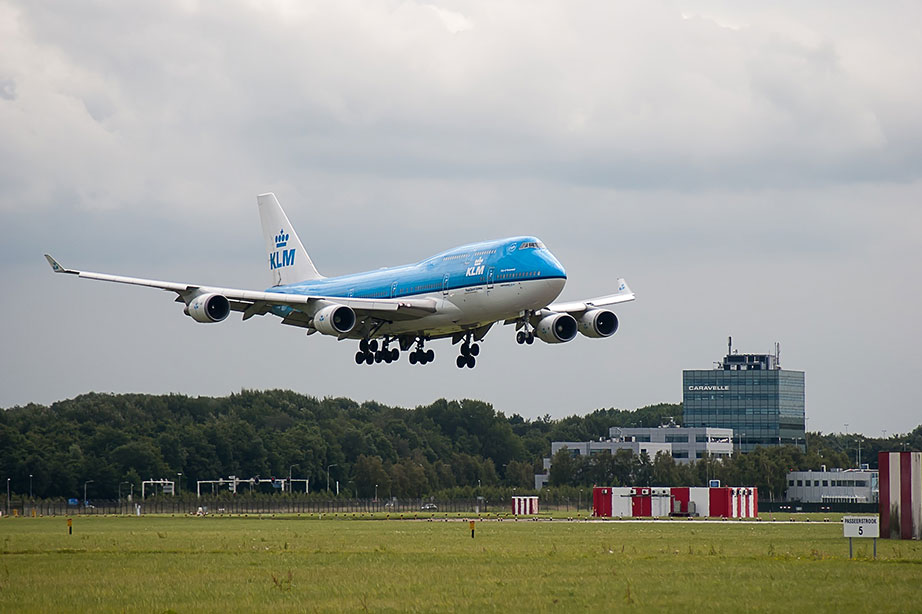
[312,304,356,336]
[578,309,619,338]
[186,293,230,323]
[535,312,578,344]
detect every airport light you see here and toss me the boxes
[326,464,337,492]
[84,480,94,507]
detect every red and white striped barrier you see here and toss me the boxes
[592,486,758,518]
[879,451,922,540]
[512,496,539,515]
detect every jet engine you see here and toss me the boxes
[312,304,356,336]
[535,312,578,344]
[578,309,619,338]
[186,293,230,323]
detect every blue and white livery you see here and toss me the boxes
[45,193,635,368]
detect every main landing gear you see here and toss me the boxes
[456,334,480,368]
[408,338,435,365]
[355,337,399,365]
[357,336,432,365]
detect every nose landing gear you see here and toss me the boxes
[515,330,535,345]
[515,316,535,345]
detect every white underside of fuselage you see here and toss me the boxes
[363,277,565,339]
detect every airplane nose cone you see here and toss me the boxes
[542,251,567,279]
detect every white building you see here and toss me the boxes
[785,467,878,503]
[608,425,734,462]
[534,425,735,489]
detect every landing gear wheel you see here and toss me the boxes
[369,339,379,352]
[516,331,526,344]
[355,352,365,364]
[456,355,465,368]
[466,355,476,368]
[365,353,374,365]
[425,349,434,362]
[460,343,470,357]
[526,332,534,345]
[409,352,418,365]
[360,339,369,352]
[470,343,480,356]
[390,348,399,362]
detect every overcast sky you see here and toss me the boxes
[2,1,920,436]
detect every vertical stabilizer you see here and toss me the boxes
[257,193,324,286]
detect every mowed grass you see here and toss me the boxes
[1,515,920,613]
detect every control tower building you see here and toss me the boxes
[683,339,806,453]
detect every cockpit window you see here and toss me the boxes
[519,241,545,250]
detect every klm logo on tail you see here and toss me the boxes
[271,229,296,270]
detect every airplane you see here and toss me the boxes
[45,193,634,368]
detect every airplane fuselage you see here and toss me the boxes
[266,236,567,338]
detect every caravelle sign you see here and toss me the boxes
[687,385,730,391]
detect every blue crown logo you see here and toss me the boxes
[275,229,289,248]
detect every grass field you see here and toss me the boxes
[1,515,920,613]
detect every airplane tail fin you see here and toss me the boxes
[257,193,324,286]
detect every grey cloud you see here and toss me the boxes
[1,1,921,435]
[0,78,15,100]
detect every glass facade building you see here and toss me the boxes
[683,349,805,453]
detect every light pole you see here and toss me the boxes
[177,473,182,496]
[84,480,94,508]
[289,465,297,493]
[374,484,378,501]
[327,464,337,492]
[29,474,33,499]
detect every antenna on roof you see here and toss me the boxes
[728,336,732,356]
[775,342,781,367]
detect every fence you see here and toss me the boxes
[2,493,598,517]
[2,497,499,517]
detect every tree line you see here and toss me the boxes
[0,391,918,501]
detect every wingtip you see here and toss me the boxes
[44,253,78,275]
[44,254,64,273]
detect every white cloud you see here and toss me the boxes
[1,1,921,434]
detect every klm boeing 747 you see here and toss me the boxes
[46,193,634,368]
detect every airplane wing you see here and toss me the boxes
[44,254,437,322]
[546,277,635,314]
